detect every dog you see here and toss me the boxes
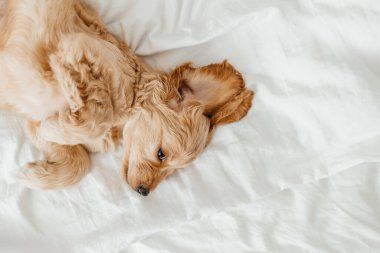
[0,0,254,196]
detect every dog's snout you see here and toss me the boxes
[136,186,149,196]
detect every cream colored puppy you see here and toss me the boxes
[0,0,254,196]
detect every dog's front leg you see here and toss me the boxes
[14,120,91,189]
[74,1,140,68]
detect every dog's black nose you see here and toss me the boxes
[136,186,149,196]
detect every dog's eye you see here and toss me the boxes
[157,148,166,161]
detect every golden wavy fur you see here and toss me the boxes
[0,0,254,195]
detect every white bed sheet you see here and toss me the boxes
[1,0,380,252]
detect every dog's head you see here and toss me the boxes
[122,60,254,196]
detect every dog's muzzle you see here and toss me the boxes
[136,186,149,196]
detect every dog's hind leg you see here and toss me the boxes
[15,120,91,189]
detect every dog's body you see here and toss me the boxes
[0,0,254,194]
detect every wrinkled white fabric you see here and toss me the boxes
[0,0,379,252]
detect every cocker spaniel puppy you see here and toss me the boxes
[0,0,254,196]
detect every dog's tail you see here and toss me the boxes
[16,143,91,189]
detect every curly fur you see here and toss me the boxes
[0,0,254,193]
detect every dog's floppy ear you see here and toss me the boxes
[168,60,254,127]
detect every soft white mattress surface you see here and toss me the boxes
[1,0,380,252]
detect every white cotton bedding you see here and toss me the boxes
[1,0,380,252]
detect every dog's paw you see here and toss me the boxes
[11,161,56,190]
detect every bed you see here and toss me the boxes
[1,0,379,252]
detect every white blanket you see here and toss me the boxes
[1,0,379,252]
